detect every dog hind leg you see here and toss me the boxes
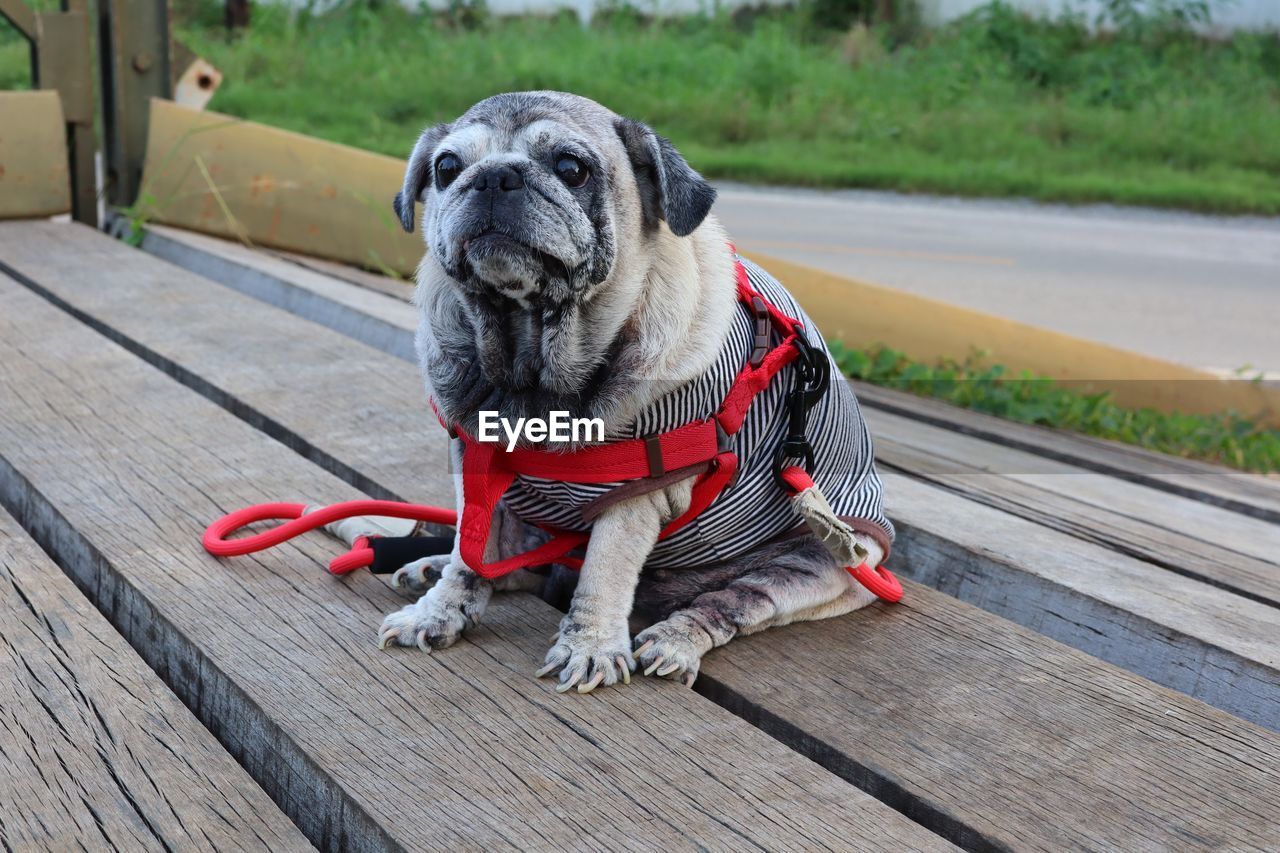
[633,535,879,686]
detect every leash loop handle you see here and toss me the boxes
[847,562,904,603]
[202,500,458,576]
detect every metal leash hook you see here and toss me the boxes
[774,332,831,488]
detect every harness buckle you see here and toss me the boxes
[749,296,771,368]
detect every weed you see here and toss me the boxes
[831,342,1280,473]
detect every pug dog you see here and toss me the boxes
[378,92,894,693]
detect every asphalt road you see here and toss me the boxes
[714,184,1280,375]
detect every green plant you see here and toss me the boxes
[830,342,1280,474]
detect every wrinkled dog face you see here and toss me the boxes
[395,91,715,307]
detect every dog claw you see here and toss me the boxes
[377,630,397,650]
[656,662,680,677]
[643,656,665,677]
[535,662,558,678]
[577,672,606,694]
[616,656,631,684]
[415,629,432,653]
[681,671,697,688]
[556,669,585,693]
[632,640,653,660]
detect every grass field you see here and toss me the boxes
[190,3,1280,214]
[4,2,1279,213]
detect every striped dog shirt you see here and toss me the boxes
[500,255,894,569]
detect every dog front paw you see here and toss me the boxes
[536,617,635,694]
[633,616,712,687]
[378,578,483,650]
[390,554,451,594]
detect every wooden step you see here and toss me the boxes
[13,221,1280,849]
[0,250,948,851]
[28,220,1280,729]
[866,407,1280,607]
[0,507,308,851]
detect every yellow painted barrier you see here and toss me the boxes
[140,99,422,276]
[0,91,71,219]
[138,100,1280,424]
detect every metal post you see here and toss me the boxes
[98,0,173,208]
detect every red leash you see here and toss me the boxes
[202,500,456,575]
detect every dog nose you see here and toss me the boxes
[472,165,524,193]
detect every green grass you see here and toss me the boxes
[832,343,1280,473]
[158,1,1280,215]
[5,2,1279,212]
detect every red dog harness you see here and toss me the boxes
[204,259,902,603]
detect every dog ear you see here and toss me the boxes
[394,122,452,233]
[614,118,716,237]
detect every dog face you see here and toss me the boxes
[395,91,716,307]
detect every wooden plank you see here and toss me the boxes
[28,221,1280,728]
[866,409,1280,608]
[0,508,309,851]
[271,248,415,302]
[853,380,1280,523]
[699,584,1280,853]
[0,263,948,851]
[6,224,1280,849]
[0,92,71,219]
[878,471,1280,728]
[136,223,416,361]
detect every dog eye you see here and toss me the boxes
[435,154,463,190]
[554,155,590,188]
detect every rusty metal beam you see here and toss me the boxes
[99,0,173,207]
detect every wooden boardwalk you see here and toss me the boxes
[1,219,1278,851]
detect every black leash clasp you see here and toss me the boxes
[774,332,830,488]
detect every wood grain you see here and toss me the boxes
[699,582,1280,852]
[7,222,1279,849]
[11,221,1279,730]
[0,508,309,851]
[853,380,1280,524]
[0,265,947,851]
